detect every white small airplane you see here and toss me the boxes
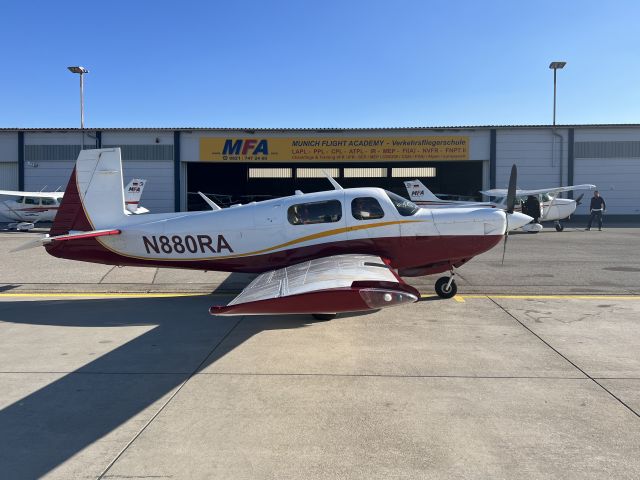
[18,148,532,318]
[480,185,596,232]
[405,180,596,232]
[0,178,148,230]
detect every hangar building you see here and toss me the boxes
[0,125,639,218]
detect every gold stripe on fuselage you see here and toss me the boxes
[75,174,424,263]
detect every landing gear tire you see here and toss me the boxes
[312,313,337,321]
[435,276,457,299]
[555,223,564,232]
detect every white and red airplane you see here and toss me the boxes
[20,148,531,318]
[0,178,148,230]
[406,179,596,232]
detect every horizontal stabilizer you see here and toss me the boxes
[11,229,121,252]
[209,254,419,316]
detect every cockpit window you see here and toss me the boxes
[540,193,552,202]
[351,197,385,220]
[385,191,419,216]
[41,197,57,206]
[287,199,342,225]
[24,197,40,205]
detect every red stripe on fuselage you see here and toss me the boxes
[44,234,502,274]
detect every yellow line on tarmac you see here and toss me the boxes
[421,294,640,300]
[0,292,221,299]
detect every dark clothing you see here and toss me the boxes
[587,210,603,230]
[587,195,605,230]
[589,196,606,211]
[525,196,541,222]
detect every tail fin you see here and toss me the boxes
[124,178,149,214]
[403,180,440,202]
[50,148,127,235]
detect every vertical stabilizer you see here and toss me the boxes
[50,148,126,235]
[404,180,440,202]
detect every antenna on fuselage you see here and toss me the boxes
[322,170,343,190]
[198,192,222,211]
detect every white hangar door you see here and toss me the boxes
[0,162,18,189]
[24,145,77,193]
[104,145,175,214]
[574,142,640,215]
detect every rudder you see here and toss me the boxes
[51,148,126,235]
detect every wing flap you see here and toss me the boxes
[210,254,419,316]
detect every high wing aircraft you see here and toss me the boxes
[405,179,596,232]
[480,184,596,232]
[20,148,531,318]
[0,178,148,230]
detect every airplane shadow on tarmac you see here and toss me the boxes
[0,274,356,479]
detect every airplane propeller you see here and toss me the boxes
[501,164,518,265]
[575,193,585,206]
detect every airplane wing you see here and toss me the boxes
[210,254,420,316]
[481,184,597,197]
[0,190,64,199]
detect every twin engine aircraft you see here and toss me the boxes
[23,148,531,318]
[0,178,148,231]
[406,179,596,232]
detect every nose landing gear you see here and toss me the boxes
[555,221,564,232]
[435,272,458,299]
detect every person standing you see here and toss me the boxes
[586,190,606,231]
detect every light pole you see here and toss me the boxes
[67,66,89,149]
[549,61,566,190]
[549,61,566,126]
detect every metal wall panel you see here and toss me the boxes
[24,160,75,192]
[0,162,18,190]
[574,158,640,215]
[495,129,567,190]
[0,132,18,162]
[102,145,173,161]
[575,141,640,158]
[121,160,174,213]
[25,145,81,162]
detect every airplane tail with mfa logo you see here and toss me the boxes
[403,180,440,202]
[124,178,149,214]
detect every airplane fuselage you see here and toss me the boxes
[0,197,59,223]
[46,181,529,277]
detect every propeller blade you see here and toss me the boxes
[506,164,517,214]
[575,193,584,206]
[501,213,509,265]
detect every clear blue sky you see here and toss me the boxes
[2,0,639,128]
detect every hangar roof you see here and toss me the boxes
[1,124,640,132]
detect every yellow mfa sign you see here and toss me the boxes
[199,136,469,162]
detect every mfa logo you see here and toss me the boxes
[222,139,269,157]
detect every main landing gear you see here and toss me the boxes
[435,272,457,299]
[555,221,564,232]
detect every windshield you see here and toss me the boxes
[385,191,419,216]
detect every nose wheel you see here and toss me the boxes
[555,221,564,232]
[435,275,457,299]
